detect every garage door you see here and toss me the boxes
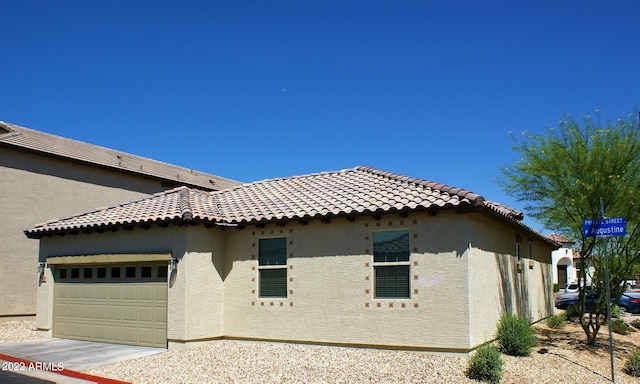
[53,264,168,348]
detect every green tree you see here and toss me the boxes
[500,111,640,345]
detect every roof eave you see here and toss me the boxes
[23,215,219,239]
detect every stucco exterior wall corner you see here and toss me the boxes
[180,227,225,342]
[167,250,188,343]
[35,264,54,334]
[463,242,475,350]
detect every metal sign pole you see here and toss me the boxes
[600,198,615,383]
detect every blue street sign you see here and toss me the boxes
[582,217,626,238]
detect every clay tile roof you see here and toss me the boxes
[25,166,546,240]
[25,187,223,237]
[0,121,240,190]
[212,166,485,224]
[483,200,524,221]
[547,233,575,245]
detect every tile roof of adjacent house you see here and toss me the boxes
[24,166,554,246]
[548,233,575,245]
[0,121,240,191]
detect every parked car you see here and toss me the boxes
[564,282,579,293]
[554,288,640,314]
[615,292,640,314]
[554,291,582,310]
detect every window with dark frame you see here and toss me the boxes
[125,266,136,278]
[56,265,169,280]
[141,266,152,278]
[373,230,410,299]
[258,237,287,298]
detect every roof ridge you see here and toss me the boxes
[354,166,485,206]
[179,188,193,221]
[213,167,357,193]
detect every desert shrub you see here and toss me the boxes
[625,348,640,377]
[564,305,579,321]
[631,319,640,329]
[553,283,559,293]
[545,314,565,329]
[611,319,629,335]
[496,314,536,356]
[466,344,503,383]
[611,304,621,319]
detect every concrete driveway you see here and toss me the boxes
[0,338,165,371]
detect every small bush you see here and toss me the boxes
[466,344,503,383]
[564,306,579,321]
[611,304,621,319]
[625,348,640,377]
[545,314,566,329]
[611,319,629,335]
[553,283,559,293]
[631,319,640,329]
[496,314,537,356]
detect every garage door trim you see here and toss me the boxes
[47,253,171,265]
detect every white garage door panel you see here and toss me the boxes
[53,264,168,348]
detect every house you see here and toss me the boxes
[0,121,239,319]
[548,233,578,288]
[25,166,558,353]
[548,233,593,288]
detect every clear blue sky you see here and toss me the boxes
[2,1,639,233]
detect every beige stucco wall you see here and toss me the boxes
[222,212,477,352]
[466,214,554,347]
[1,146,174,317]
[171,227,226,348]
[222,211,553,352]
[33,209,554,352]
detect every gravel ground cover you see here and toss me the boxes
[0,320,43,343]
[2,318,640,383]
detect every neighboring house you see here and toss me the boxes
[548,233,578,288]
[25,166,558,353]
[0,121,240,318]
[548,233,593,288]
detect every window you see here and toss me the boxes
[258,238,287,298]
[515,235,523,272]
[70,268,80,279]
[58,268,67,279]
[83,267,93,279]
[125,266,136,278]
[111,267,121,278]
[141,266,152,278]
[157,265,168,278]
[515,234,522,261]
[97,267,107,278]
[373,230,410,298]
